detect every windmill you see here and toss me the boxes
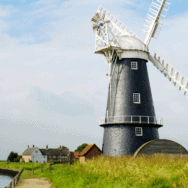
[90,0,188,157]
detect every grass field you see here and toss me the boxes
[1,153,188,188]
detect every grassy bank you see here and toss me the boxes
[1,154,188,187]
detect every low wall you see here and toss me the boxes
[0,168,19,177]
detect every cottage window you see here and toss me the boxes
[131,61,138,70]
[133,93,140,104]
[53,156,56,158]
[49,156,52,158]
[135,127,143,136]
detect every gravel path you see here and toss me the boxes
[15,178,55,188]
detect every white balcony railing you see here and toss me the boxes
[99,116,163,126]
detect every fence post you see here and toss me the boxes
[17,174,20,182]
[41,164,43,172]
[33,167,34,175]
[49,163,51,173]
[9,182,12,188]
[15,176,17,184]
[12,178,15,187]
[16,175,18,184]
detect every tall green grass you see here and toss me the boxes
[1,154,188,188]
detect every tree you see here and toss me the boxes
[7,151,19,162]
[75,143,88,153]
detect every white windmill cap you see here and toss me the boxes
[116,35,148,52]
[116,35,149,60]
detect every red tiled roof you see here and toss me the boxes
[78,144,97,156]
[70,151,80,159]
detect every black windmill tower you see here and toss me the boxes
[90,0,188,156]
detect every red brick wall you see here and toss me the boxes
[85,146,101,160]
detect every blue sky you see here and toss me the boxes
[0,0,188,160]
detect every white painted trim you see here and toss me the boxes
[121,51,149,61]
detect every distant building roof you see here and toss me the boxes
[70,152,80,159]
[22,147,37,155]
[22,146,70,156]
[78,144,101,156]
[40,148,70,156]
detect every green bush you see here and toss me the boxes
[71,160,78,165]
[75,143,88,153]
[11,155,22,162]
[53,161,60,164]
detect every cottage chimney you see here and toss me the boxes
[46,145,48,150]
[33,145,34,148]
[28,145,29,148]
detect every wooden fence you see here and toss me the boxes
[5,168,24,188]
[32,163,45,175]
[5,160,72,187]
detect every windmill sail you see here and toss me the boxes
[149,53,188,97]
[90,6,137,50]
[141,0,173,47]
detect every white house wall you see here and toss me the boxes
[31,147,47,163]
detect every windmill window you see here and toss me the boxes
[131,61,138,70]
[35,151,38,153]
[135,127,143,136]
[133,93,140,104]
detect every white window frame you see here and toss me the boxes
[135,127,143,136]
[133,93,140,104]
[131,61,138,70]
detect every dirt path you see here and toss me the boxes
[15,178,55,188]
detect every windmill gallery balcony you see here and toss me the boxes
[99,116,163,127]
